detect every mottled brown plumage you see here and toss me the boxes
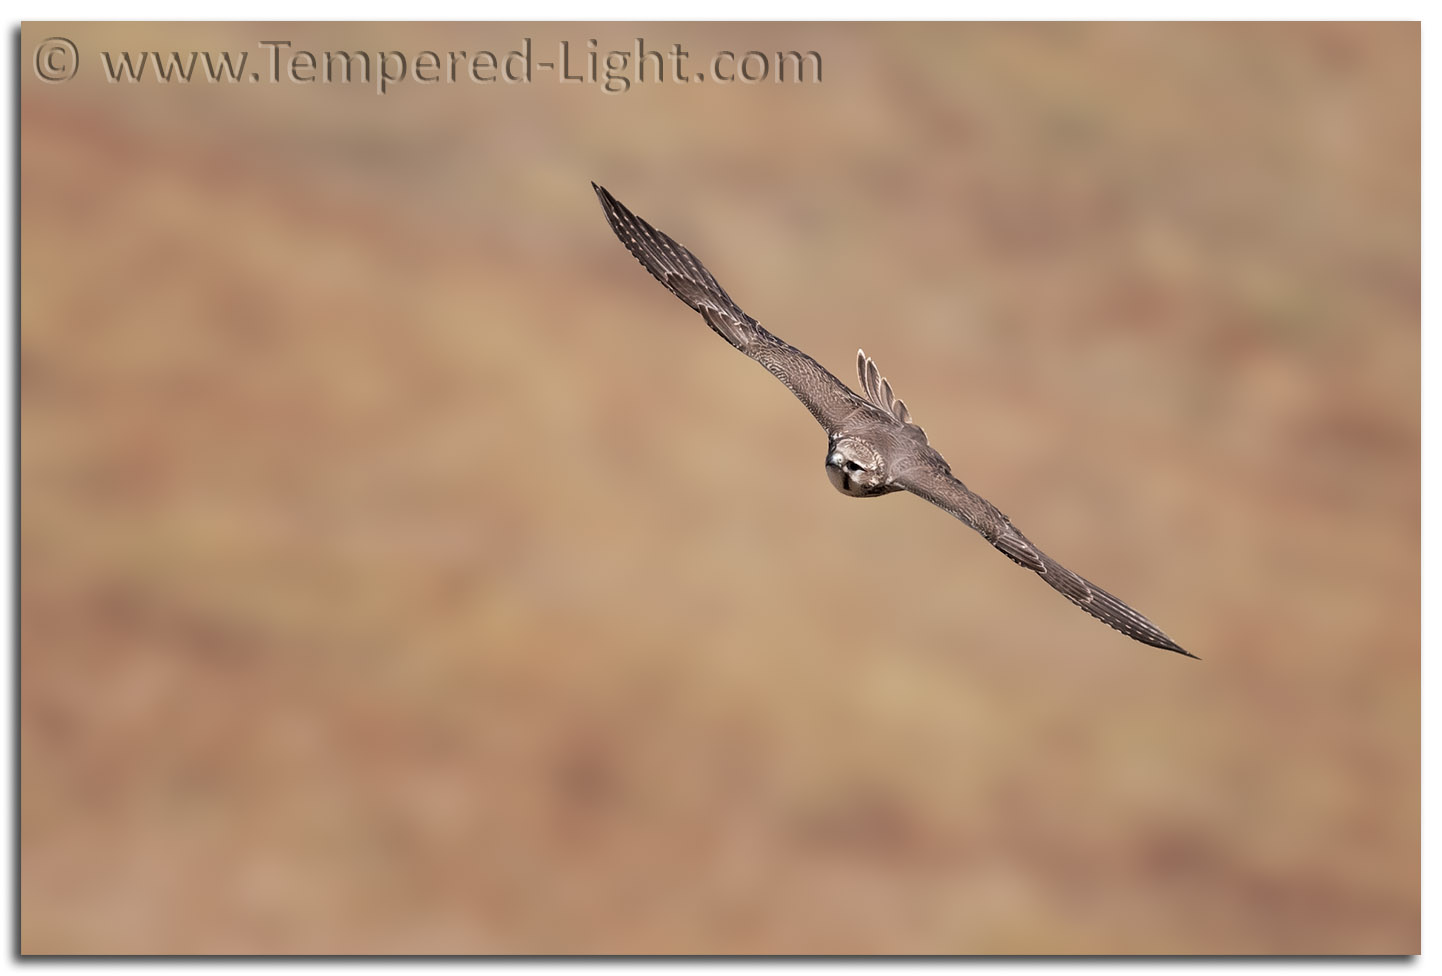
[593,183,1194,658]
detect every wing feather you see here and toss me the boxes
[897,459,1194,658]
[594,183,870,431]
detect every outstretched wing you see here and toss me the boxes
[897,457,1194,658]
[857,349,926,441]
[593,183,871,433]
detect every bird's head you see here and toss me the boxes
[826,437,890,496]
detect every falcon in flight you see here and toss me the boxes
[592,183,1193,658]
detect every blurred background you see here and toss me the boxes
[20,22,1417,954]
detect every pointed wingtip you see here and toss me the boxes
[592,183,623,227]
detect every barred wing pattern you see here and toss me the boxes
[593,183,870,432]
[593,182,1192,659]
[898,461,1195,657]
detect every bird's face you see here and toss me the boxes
[826,437,889,496]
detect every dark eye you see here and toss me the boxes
[844,460,863,474]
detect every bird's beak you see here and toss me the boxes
[827,452,844,468]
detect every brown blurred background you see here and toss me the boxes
[20,22,1417,954]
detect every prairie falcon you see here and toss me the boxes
[593,183,1193,658]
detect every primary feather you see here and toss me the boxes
[593,182,1194,659]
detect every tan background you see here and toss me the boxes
[21,22,1418,954]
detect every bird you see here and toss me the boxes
[592,183,1194,658]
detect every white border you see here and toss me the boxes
[5,2,1436,21]
[6,7,1429,971]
